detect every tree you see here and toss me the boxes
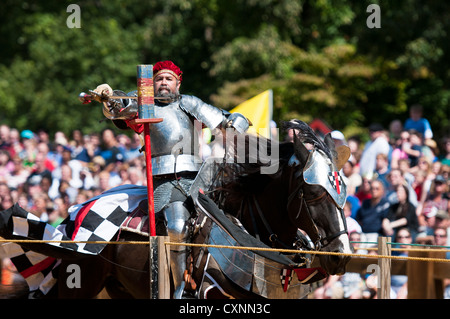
[0,0,448,142]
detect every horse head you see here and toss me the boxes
[285,120,352,275]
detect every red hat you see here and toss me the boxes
[153,60,183,82]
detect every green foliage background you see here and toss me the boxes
[1,0,449,145]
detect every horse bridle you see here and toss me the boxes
[287,168,348,251]
[246,195,294,249]
[246,165,348,251]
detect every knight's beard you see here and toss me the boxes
[155,87,180,103]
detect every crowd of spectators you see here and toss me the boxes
[0,125,145,226]
[313,104,450,299]
[0,103,449,298]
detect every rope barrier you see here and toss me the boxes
[0,239,148,245]
[162,242,450,264]
[366,247,450,253]
[1,238,449,263]
[351,240,450,250]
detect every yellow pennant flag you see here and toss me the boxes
[230,89,273,138]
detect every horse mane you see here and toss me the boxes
[215,133,290,210]
[282,119,334,160]
[217,120,335,214]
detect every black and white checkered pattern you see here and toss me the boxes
[0,184,148,297]
[2,185,147,255]
[328,171,344,193]
[280,268,292,292]
[0,242,60,297]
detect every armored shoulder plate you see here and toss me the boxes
[179,95,226,129]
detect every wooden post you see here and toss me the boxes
[132,64,164,298]
[378,236,391,299]
[146,236,171,299]
[158,236,171,299]
[407,248,446,299]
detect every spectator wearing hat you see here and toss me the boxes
[359,123,391,178]
[20,129,35,140]
[331,130,346,147]
[19,130,38,168]
[48,131,71,167]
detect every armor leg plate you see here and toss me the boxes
[163,201,191,299]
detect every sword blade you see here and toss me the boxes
[87,90,170,101]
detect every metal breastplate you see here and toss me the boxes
[150,101,202,175]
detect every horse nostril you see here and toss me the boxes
[331,254,342,265]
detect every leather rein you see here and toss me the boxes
[246,166,347,251]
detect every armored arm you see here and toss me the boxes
[90,84,140,131]
[180,95,249,133]
[100,89,138,121]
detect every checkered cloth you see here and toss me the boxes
[1,184,148,255]
[0,184,149,297]
[0,242,60,298]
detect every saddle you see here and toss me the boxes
[119,199,167,237]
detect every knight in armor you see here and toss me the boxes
[93,61,249,298]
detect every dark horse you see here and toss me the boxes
[0,120,351,299]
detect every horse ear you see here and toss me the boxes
[335,145,351,170]
[293,130,310,165]
[323,133,335,149]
